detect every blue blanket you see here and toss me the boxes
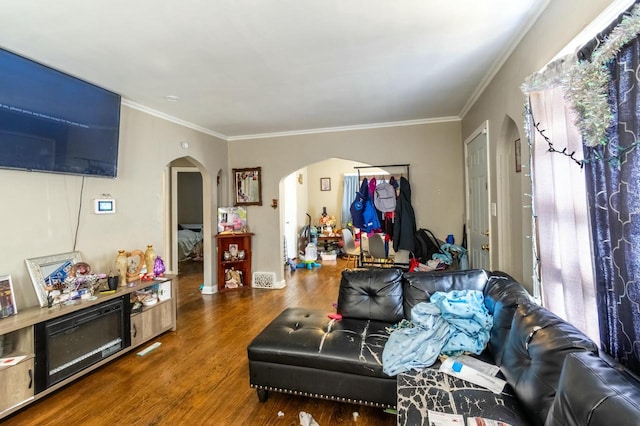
[382,289,492,376]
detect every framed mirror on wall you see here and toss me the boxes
[233,167,262,206]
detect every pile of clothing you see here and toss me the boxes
[382,289,493,376]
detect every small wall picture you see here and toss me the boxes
[515,138,522,173]
[0,274,17,318]
[320,177,331,191]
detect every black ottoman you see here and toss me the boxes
[247,307,397,408]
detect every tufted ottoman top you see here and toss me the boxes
[247,307,393,378]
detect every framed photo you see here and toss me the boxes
[233,167,262,206]
[0,274,17,318]
[228,244,239,259]
[217,206,247,233]
[25,251,83,308]
[515,138,522,173]
[320,177,331,191]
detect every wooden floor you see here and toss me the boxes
[4,259,397,426]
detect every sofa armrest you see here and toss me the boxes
[545,352,640,426]
[501,302,598,424]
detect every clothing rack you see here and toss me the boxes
[354,163,410,182]
[353,164,410,268]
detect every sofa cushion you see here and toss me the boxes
[402,269,489,320]
[484,271,532,366]
[337,268,404,323]
[247,307,392,378]
[500,302,598,425]
[545,352,640,426]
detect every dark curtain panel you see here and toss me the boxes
[583,37,640,375]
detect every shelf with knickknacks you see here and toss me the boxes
[114,247,165,287]
[215,232,253,292]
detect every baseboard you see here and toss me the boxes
[200,285,216,294]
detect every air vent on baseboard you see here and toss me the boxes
[252,272,285,289]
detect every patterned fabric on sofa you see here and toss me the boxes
[397,367,528,426]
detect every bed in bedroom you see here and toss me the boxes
[178,224,204,261]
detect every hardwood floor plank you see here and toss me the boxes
[3,260,396,425]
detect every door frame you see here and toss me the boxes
[167,163,215,293]
[464,121,492,270]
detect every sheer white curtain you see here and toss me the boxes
[342,175,359,228]
[530,87,599,342]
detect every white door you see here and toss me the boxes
[283,173,298,260]
[465,125,491,270]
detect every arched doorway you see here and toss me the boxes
[496,115,530,285]
[166,156,214,292]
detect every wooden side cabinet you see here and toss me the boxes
[0,275,176,421]
[215,233,253,292]
[130,279,176,348]
[0,327,35,416]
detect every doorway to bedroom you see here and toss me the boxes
[172,165,204,277]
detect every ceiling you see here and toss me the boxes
[0,1,548,140]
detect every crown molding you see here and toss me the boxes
[121,99,229,141]
[227,116,461,141]
[122,99,461,142]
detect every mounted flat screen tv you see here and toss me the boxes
[0,48,121,178]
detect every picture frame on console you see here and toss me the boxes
[25,251,83,308]
[0,274,17,318]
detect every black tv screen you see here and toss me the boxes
[0,48,121,178]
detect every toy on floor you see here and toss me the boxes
[296,260,321,270]
[297,242,321,269]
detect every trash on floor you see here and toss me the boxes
[136,341,161,356]
[299,411,319,426]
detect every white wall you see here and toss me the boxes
[305,158,371,227]
[229,120,463,283]
[1,105,227,309]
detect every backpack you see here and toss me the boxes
[414,228,444,263]
[374,182,396,213]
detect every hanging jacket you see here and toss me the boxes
[362,198,381,233]
[393,177,416,253]
[368,177,377,199]
[350,178,369,228]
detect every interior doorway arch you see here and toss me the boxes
[166,156,214,292]
[496,115,529,285]
[278,158,388,279]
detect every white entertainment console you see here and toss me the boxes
[0,275,176,419]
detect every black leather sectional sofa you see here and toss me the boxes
[247,268,640,425]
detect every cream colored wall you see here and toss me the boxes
[461,0,614,289]
[306,158,371,227]
[0,105,227,309]
[228,121,463,283]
